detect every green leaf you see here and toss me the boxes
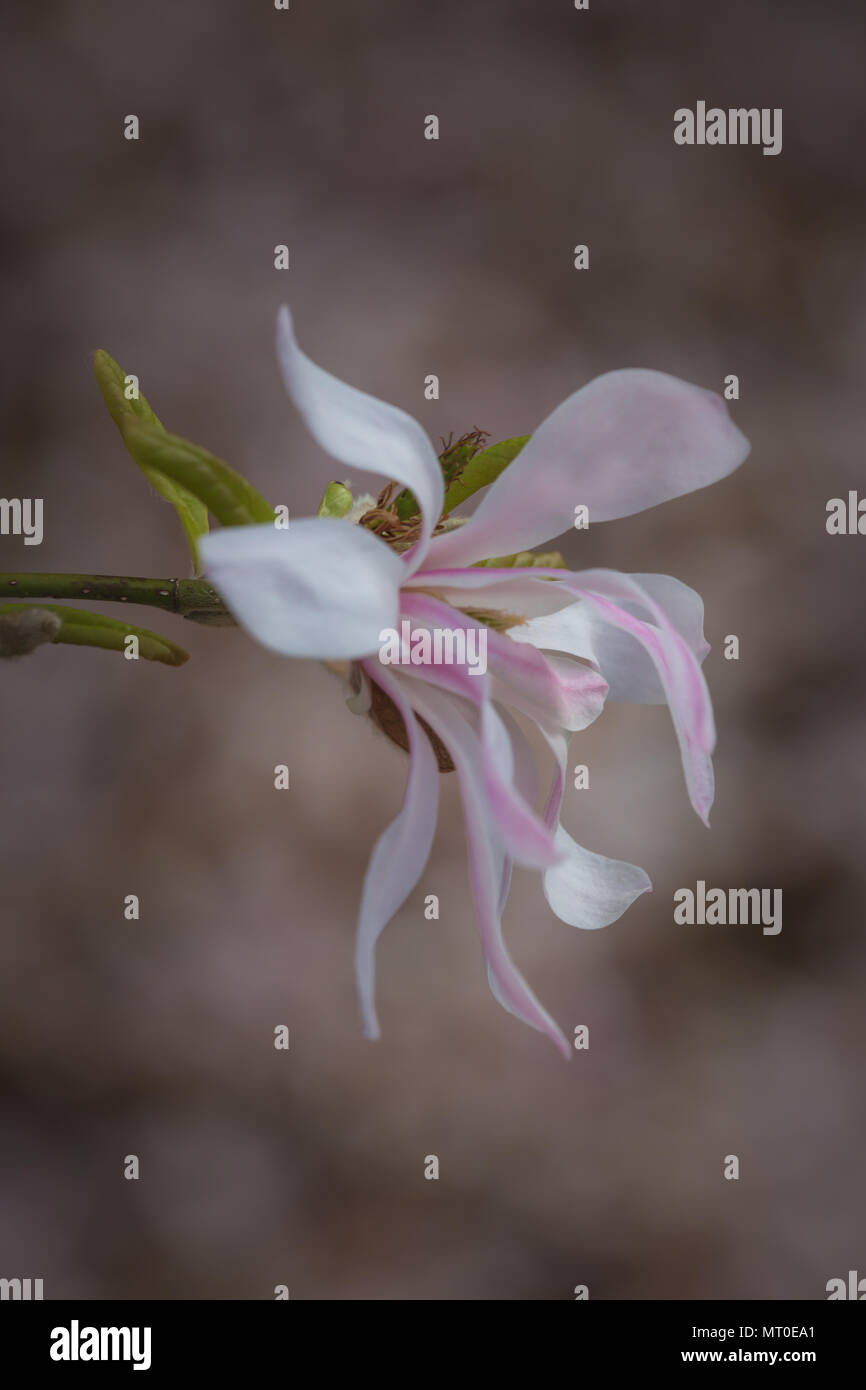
[121,419,276,529]
[94,350,209,571]
[317,481,354,519]
[0,603,189,666]
[442,435,529,514]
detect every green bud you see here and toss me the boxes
[317,481,354,519]
[94,350,209,570]
[0,607,62,658]
[122,419,275,530]
[0,603,189,666]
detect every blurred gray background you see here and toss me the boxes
[1,0,864,1299]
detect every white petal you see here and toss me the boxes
[509,601,597,664]
[421,370,750,569]
[535,726,652,929]
[200,518,403,659]
[277,306,443,569]
[543,826,651,929]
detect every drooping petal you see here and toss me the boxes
[584,573,710,704]
[540,570,716,824]
[404,680,571,1058]
[511,573,709,705]
[634,574,710,658]
[200,517,403,659]
[395,650,559,870]
[539,724,569,832]
[276,306,443,568]
[499,705,541,810]
[354,663,439,1039]
[421,371,750,570]
[480,701,561,868]
[391,594,562,867]
[535,725,652,929]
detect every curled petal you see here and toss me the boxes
[200,517,403,659]
[422,371,750,570]
[276,306,443,568]
[535,726,652,929]
[544,825,652,930]
[511,573,709,705]
[634,573,710,658]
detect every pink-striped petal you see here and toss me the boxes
[398,659,559,871]
[400,590,607,734]
[492,708,540,919]
[404,680,571,1059]
[541,570,716,824]
[511,573,709,705]
[354,663,439,1038]
[392,595,560,869]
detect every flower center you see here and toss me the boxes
[358,428,490,552]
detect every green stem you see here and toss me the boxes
[0,573,234,625]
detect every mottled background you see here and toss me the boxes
[1,0,864,1300]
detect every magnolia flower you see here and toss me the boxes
[200,308,749,1058]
